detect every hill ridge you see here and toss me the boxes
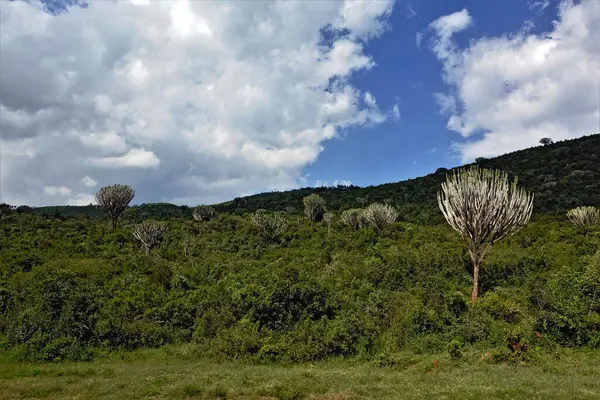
[29,133,600,221]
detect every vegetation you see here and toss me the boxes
[95,184,135,230]
[133,222,168,255]
[193,205,218,222]
[303,194,327,223]
[0,202,598,364]
[1,348,598,399]
[25,134,600,221]
[567,206,599,235]
[438,167,534,299]
[250,209,287,243]
[340,209,365,231]
[362,203,398,233]
[0,134,598,398]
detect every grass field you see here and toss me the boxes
[1,346,599,400]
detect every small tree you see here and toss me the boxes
[0,203,12,219]
[251,209,287,243]
[340,209,364,231]
[539,137,554,146]
[356,196,368,208]
[438,167,534,300]
[95,184,135,229]
[133,221,167,255]
[323,212,335,231]
[303,194,326,223]
[362,203,398,233]
[193,205,218,222]
[567,206,599,235]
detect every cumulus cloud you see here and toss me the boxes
[66,193,96,206]
[427,0,600,161]
[44,186,72,196]
[81,176,97,188]
[0,0,393,206]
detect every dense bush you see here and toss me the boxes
[1,135,599,362]
[0,208,598,363]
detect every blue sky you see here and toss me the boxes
[1,0,598,205]
[306,0,563,187]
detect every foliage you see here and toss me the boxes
[133,222,168,254]
[340,209,364,231]
[323,213,335,229]
[303,194,326,223]
[438,166,534,299]
[447,339,463,360]
[362,203,398,233]
[0,209,598,363]
[1,134,599,364]
[250,210,287,243]
[95,184,135,229]
[567,206,599,235]
[30,134,600,220]
[193,205,218,222]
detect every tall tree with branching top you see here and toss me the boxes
[437,167,534,300]
[192,205,218,222]
[303,194,326,223]
[567,206,599,235]
[95,184,135,230]
[133,221,168,255]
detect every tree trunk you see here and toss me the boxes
[145,245,150,255]
[112,218,118,231]
[471,258,480,301]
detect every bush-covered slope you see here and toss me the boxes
[0,210,599,362]
[1,134,598,363]
[215,134,600,216]
[30,134,600,221]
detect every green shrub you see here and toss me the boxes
[447,339,463,360]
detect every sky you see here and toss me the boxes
[0,0,598,206]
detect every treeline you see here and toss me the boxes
[17,133,600,222]
[0,166,598,363]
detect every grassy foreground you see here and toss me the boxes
[1,347,599,400]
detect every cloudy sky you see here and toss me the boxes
[1,0,598,206]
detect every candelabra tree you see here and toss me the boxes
[438,167,534,300]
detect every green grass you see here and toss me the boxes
[1,347,599,399]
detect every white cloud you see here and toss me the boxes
[81,176,97,188]
[392,104,401,120]
[428,0,600,161]
[364,92,377,108]
[44,186,72,196]
[0,0,393,205]
[415,31,423,48]
[315,179,352,188]
[406,4,417,19]
[66,193,95,206]
[528,0,551,12]
[87,148,161,169]
[433,92,457,115]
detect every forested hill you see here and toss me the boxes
[33,133,600,221]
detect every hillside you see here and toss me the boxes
[31,134,600,222]
[1,136,599,368]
